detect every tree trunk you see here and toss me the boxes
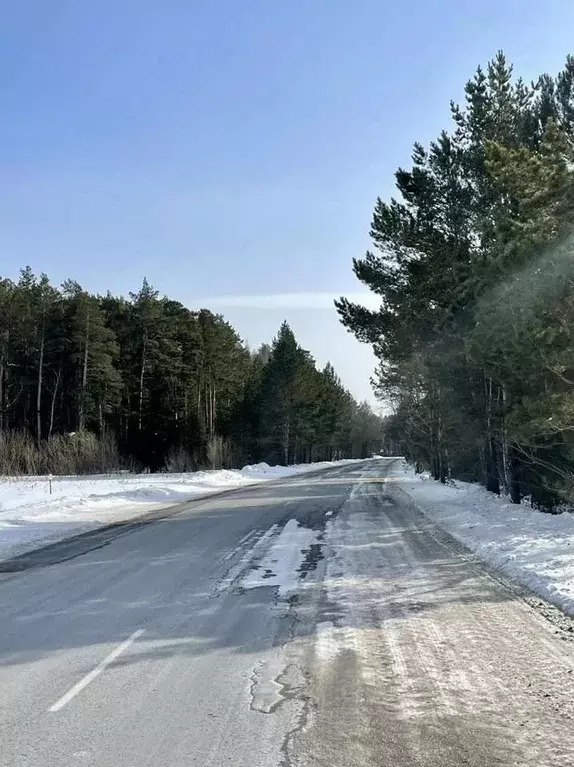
[484,373,500,494]
[437,409,446,483]
[0,334,13,432]
[124,394,130,441]
[48,363,62,439]
[79,304,90,430]
[500,383,521,502]
[485,436,500,494]
[138,331,147,432]
[0,350,5,432]
[282,416,290,465]
[508,447,521,504]
[205,382,211,437]
[36,326,45,447]
[500,384,512,494]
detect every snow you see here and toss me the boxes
[390,460,574,616]
[217,525,280,594]
[0,459,355,563]
[241,518,320,597]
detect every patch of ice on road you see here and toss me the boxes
[217,526,280,593]
[249,654,286,714]
[241,519,320,597]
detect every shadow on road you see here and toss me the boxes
[0,464,519,671]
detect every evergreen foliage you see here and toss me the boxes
[0,272,382,474]
[338,52,574,510]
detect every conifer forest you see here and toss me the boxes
[0,271,382,474]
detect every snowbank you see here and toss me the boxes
[390,461,574,616]
[0,459,356,563]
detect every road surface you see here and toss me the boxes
[1,459,573,766]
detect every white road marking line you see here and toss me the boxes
[48,629,145,712]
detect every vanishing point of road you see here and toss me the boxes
[1,459,574,766]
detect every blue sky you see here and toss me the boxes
[2,1,574,404]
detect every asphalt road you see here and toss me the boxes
[1,459,574,766]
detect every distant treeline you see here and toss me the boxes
[0,269,382,475]
[339,51,574,511]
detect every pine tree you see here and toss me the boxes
[337,50,574,508]
[61,280,120,433]
[259,322,317,464]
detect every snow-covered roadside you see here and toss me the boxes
[0,459,357,563]
[389,460,574,616]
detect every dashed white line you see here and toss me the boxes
[48,628,145,712]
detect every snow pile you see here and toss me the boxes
[391,461,574,616]
[0,459,355,563]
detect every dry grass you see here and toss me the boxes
[164,445,198,473]
[0,430,122,476]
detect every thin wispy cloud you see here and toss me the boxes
[191,292,380,310]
